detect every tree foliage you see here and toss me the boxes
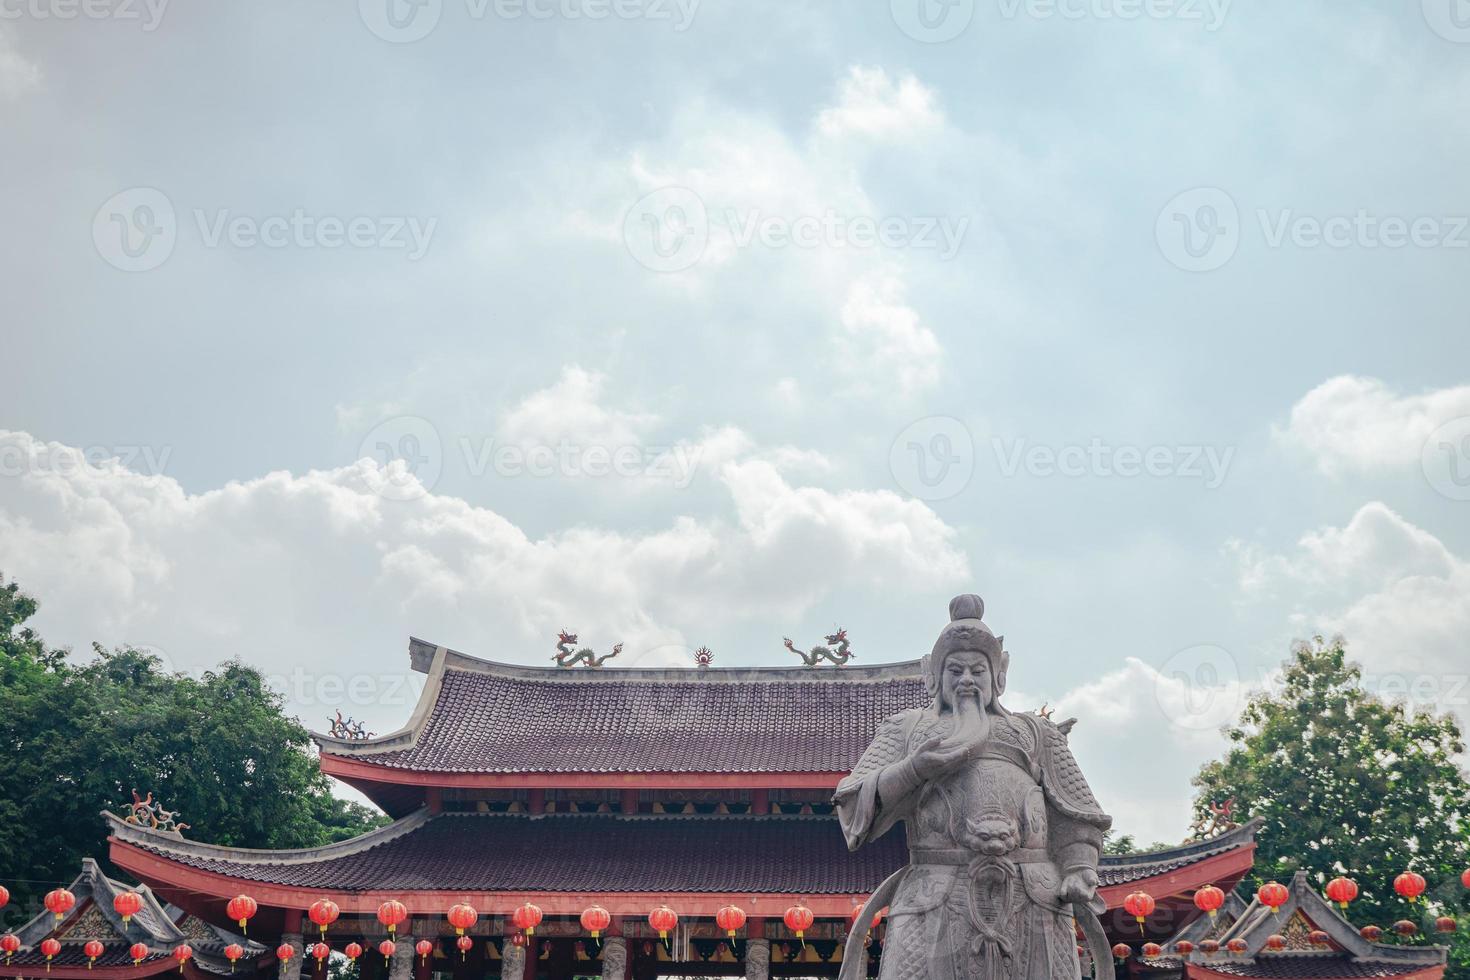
[0,576,386,928]
[1192,635,1470,976]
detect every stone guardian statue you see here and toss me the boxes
[834,595,1114,980]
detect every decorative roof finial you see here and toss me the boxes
[123,789,190,836]
[553,631,622,668]
[328,710,375,740]
[693,646,714,668]
[782,628,853,668]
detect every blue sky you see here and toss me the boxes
[2,0,1469,843]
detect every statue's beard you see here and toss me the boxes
[941,692,992,749]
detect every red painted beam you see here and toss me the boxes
[319,755,846,791]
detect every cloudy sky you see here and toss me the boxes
[3,0,1469,844]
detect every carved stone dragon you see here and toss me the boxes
[553,631,622,668]
[783,628,853,667]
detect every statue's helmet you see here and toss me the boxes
[924,594,1009,701]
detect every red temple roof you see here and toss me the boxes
[314,639,927,794]
[107,810,1257,926]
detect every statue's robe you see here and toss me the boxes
[835,708,1110,980]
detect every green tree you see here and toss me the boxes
[0,576,386,928]
[1192,636,1470,977]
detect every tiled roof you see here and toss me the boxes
[318,643,930,774]
[124,812,908,893]
[4,945,172,968]
[1201,958,1436,978]
[1099,821,1260,887]
[116,810,1249,896]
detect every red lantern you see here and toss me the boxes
[1194,885,1225,918]
[344,943,363,962]
[1462,869,1470,890]
[40,937,61,971]
[44,889,76,921]
[0,886,8,909]
[581,905,611,939]
[1436,917,1457,934]
[1393,921,1417,938]
[448,903,478,936]
[1395,872,1427,903]
[456,936,473,961]
[1325,876,1358,910]
[1257,881,1289,914]
[1308,930,1331,945]
[84,940,105,968]
[1199,940,1220,954]
[1111,943,1131,961]
[512,902,543,937]
[648,905,678,941]
[783,903,814,940]
[310,943,329,969]
[114,891,143,927]
[1174,940,1195,955]
[1360,925,1383,941]
[130,943,150,965]
[1264,934,1285,951]
[227,896,257,935]
[415,940,434,964]
[1226,938,1248,955]
[224,944,244,973]
[377,900,408,935]
[174,943,193,972]
[308,899,340,937]
[715,905,746,939]
[378,941,396,964]
[1,935,20,965]
[1123,891,1155,935]
[1141,943,1162,959]
[276,944,295,964]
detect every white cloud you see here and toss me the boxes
[559,65,950,397]
[0,26,40,100]
[499,365,659,449]
[839,273,942,396]
[815,66,944,142]
[1275,375,1470,475]
[0,428,968,734]
[1230,502,1470,708]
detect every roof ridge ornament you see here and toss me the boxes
[123,790,190,837]
[1187,797,1240,842]
[327,709,375,740]
[783,628,853,667]
[553,630,622,668]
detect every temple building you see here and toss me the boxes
[0,859,265,980]
[84,637,1442,980]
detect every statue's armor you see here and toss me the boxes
[837,708,1106,980]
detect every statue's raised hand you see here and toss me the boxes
[909,736,974,782]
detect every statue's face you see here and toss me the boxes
[940,648,994,710]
